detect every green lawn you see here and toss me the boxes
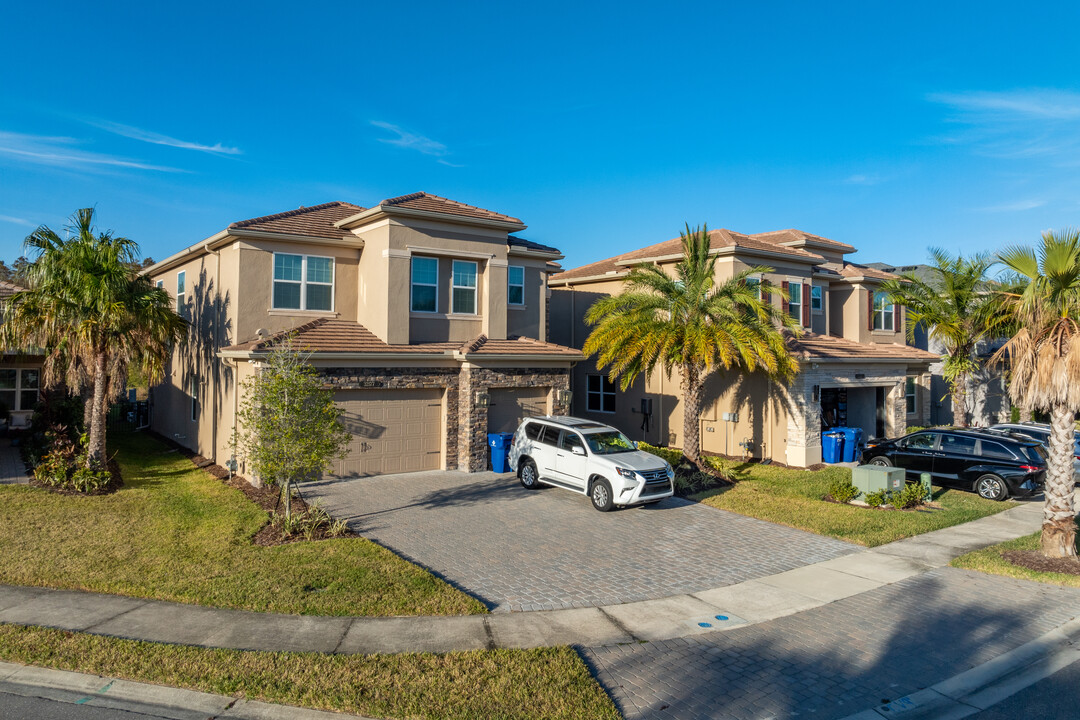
[0,624,618,720]
[0,431,484,616]
[951,527,1080,588]
[694,462,1015,546]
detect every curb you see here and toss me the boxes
[839,616,1080,720]
[0,661,373,719]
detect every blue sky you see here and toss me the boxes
[2,1,1078,271]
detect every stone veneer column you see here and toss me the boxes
[784,373,822,467]
[457,365,488,472]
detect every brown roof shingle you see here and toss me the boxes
[839,263,899,281]
[379,192,523,225]
[751,229,855,253]
[790,332,938,361]
[0,280,25,300]
[229,202,365,240]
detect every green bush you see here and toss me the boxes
[828,475,860,503]
[70,466,111,493]
[273,501,348,541]
[702,455,729,476]
[894,482,928,509]
[673,470,717,495]
[637,442,684,466]
[864,489,888,508]
[33,450,71,487]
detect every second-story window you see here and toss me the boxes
[508,265,525,306]
[273,253,334,312]
[745,276,762,299]
[452,260,477,314]
[176,271,187,319]
[811,286,823,312]
[787,281,802,322]
[873,291,895,331]
[411,257,438,313]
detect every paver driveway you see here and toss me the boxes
[305,470,858,612]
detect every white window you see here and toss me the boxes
[452,260,478,315]
[587,374,616,413]
[190,375,198,422]
[272,254,334,312]
[176,271,186,318]
[0,368,39,412]
[906,377,917,414]
[873,291,895,331]
[411,257,438,313]
[811,285,823,312]
[156,280,163,289]
[745,276,762,299]
[508,265,525,306]
[788,282,802,322]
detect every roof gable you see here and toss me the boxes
[229,202,365,240]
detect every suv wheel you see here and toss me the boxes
[976,474,1009,501]
[519,459,540,490]
[590,478,614,512]
[868,457,892,467]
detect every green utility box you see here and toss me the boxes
[852,465,905,499]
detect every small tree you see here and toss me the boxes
[235,336,351,518]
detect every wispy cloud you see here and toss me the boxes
[0,130,185,173]
[844,173,885,186]
[371,121,452,158]
[929,89,1080,120]
[0,214,34,227]
[976,198,1047,213]
[88,120,242,155]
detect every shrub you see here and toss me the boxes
[33,450,71,487]
[272,501,347,541]
[70,465,111,493]
[702,455,729,476]
[828,475,860,503]
[637,442,684,466]
[674,470,718,495]
[894,481,928,509]
[906,425,926,434]
[864,489,888,508]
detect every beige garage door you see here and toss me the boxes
[487,387,550,433]
[332,389,443,477]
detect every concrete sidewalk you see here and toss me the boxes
[0,498,1055,654]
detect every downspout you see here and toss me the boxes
[204,241,220,462]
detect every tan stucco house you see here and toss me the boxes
[146,192,581,477]
[0,280,43,429]
[549,229,939,467]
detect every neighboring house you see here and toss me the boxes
[549,229,939,467]
[146,193,581,477]
[0,280,43,428]
[866,262,1010,427]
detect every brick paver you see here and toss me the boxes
[582,567,1080,720]
[304,470,857,612]
[0,444,29,485]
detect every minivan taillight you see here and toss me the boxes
[1019,465,1042,472]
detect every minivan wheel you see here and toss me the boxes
[519,460,540,490]
[868,457,892,467]
[590,478,614,512]
[976,474,1009,501]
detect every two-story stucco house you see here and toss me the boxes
[0,280,43,429]
[549,229,939,467]
[146,192,581,477]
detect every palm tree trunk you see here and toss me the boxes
[681,363,705,470]
[1041,403,1077,558]
[81,384,93,430]
[950,375,968,427]
[86,350,109,467]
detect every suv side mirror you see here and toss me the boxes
[572,445,586,456]
[633,441,639,449]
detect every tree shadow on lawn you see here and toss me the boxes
[579,570,1080,720]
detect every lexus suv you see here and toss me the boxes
[860,427,1046,501]
[508,416,675,511]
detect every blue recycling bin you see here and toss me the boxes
[839,427,864,462]
[488,432,515,473]
[822,431,845,464]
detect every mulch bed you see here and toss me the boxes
[148,432,355,547]
[701,450,827,472]
[1003,550,1080,576]
[28,458,124,496]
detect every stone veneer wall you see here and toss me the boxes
[320,365,570,473]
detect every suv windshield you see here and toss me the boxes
[583,430,636,455]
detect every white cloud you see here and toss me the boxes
[0,130,185,172]
[371,121,450,157]
[0,214,33,227]
[929,89,1080,120]
[976,198,1047,213]
[844,173,885,186]
[88,120,241,155]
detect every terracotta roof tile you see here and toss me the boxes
[839,263,899,281]
[751,229,855,253]
[790,332,938,361]
[229,202,365,240]
[461,334,582,357]
[508,235,560,254]
[0,280,25,299]
[379,192,523,225]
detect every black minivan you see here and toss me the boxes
[860,428,1046,501]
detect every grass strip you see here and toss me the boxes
[0,431,484,616]
[694,462,1014,546]
[951,530,1080,588]
[0,623,619,720]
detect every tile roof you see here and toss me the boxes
[0,280,25,299]
[751,229,855,253]
[222,318,581,358]
[378,192,523,225]
[508,235,560,254]
[229,202,365,240]
[551,228,823,284]
[790,332,939,361]
[839,263,899,281]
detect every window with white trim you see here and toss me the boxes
[272,253,334,311]
[745,276,762,299]
[787,281,802,321]
[905,376,917,414]
[873,291,895,331]
[0,368,39,413]
[508,265,525,306]
[190,375,198,421]
[451,260,478,314]
[587,374,616,413]
[156,280,163,289]
[811,285,823,312]
[176,271,186,319]
[411,257,439,313]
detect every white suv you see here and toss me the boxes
[509,416,675,511]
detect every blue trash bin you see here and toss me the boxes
[840,427,864,462]
[822,431,845,464]
[488,432,515,473]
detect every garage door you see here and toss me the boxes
[487,387,550,433]
[332,389,443,477]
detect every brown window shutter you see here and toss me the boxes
[868,290,875,331]
[802,284,811,327]
[781,281,789,315]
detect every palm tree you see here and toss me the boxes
[1,208,186,466]
[584,224,799,470]
[993,229,1080,558]
[881,248,996,427]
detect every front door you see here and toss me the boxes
[875,387,887,438]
